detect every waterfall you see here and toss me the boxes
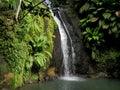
[44,0,76,76]
[52,9,76,76]
[54,12,70,76]
[44,0,86,81]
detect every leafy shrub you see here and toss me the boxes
[72,0,120,75]
[80,0,120,46]
[94,48,120,72]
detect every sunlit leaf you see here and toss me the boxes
[88,37,92,41]
[44,51,52,58]
[112,26,117,33]
[93,36,99,40]
[97,8,104,11]
[102,13,111,19]
[102,24,109,29]
[88,17,98,22]
[110,17,116,21]
[79,3,90,13]
[79,18,88,23]
[99,20,104,28]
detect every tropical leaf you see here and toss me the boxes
[34,53,46,68]
[93,36,99,40]
[88,37,92,41]
[110,16,116,21]
[88,17,98,22]
[102,24,109,29]
[79,18,88,23]
[44,51,52,58]
[87,27,92,32]
[102,12,111,19]
[98,20,105,28]
[26,56,33,69]
[112,26,117,33]
[117,23,120,28]
[79,3,90,13]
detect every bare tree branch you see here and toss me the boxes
[15,0,22,22]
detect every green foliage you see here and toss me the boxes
[93,48,120,71]
[1,0,18,9]
[22,12,55,70]
[82,27,104,48]
[72,0,120,75]
[31,74,39,80]
[12,73,23,88]
[0,0,56,88]
[79,0,120,50]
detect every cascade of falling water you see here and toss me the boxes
[57,10,76,75]
[44,0,86,81]
[53,13,70,76]
[44,0,75,76]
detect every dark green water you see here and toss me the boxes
[19,78,120,90]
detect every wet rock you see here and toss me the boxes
[38,67,58,82]
[38,71,46,82]
[0,72,14,85]
[51,28,63,73]
[87,72,108,79]
[46,67,58,80]
[112,71,120,78]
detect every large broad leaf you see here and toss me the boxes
[93,28,99,35]
[112,26,117,33]
[110,17,116,21]
[97,8,104,11]
[102,13,111,19]
[102,24,109,29]
[93,36,99,40]
[117,23,120,28]
[79,18,88,23]
[88,37,92,41]
[88,17,98,22]
[79,18,88,27]
[79,3,90,13]
[86,27,92,34]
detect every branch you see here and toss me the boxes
[15,0,22,22]
[19,0,45,21]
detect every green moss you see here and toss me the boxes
[12,73,23,88]
[93,48,120,72]
[0,0,57,88]
[31,74,39,81]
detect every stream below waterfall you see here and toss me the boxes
[19,78,120,90]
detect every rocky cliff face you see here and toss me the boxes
[51,28,63,74]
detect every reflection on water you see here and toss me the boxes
[60,76,86,81]
[19,78,120,90]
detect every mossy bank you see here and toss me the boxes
[0,0,57,89]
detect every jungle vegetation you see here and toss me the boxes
[0,0,120,89]
[72,0,120,77]
[0,0,56,88]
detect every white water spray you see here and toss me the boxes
[44,0,85,81]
